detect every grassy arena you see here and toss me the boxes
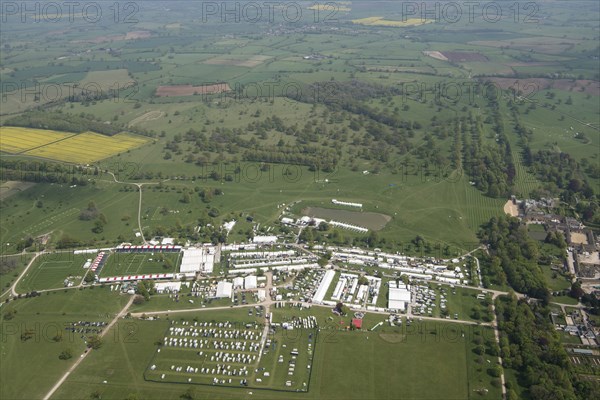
[99,252,182,277]
[15,252,94,292]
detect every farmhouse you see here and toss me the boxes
[388,281,411,311]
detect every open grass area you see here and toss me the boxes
[15,251,93,292]
[0,253,33,297]
[0,288,130,400]
[50,304,501,400]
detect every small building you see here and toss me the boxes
[351,318,363,329]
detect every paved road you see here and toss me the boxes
[43,295,135,400]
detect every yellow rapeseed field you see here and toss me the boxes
[0,126,74,153]
[24,132,149,164]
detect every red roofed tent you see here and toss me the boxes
[352,318,362,329]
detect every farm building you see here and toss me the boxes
[388,281,411,311]
[215,281,233,298]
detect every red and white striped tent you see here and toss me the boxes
[99,273,175,283]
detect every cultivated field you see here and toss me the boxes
[23,132,149,164]
[155,83,231,97]
[351,17,432,27]
[0,127,74,153]
[203,55,271,68]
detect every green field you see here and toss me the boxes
[0,288,130,400]
[1,2,599,399]
[16,252,93,292]
[100,252,182,277]
[47,304,501,400]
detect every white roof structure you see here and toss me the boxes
[162,237,175,245]
[252,235,277,244]
[312,270,336,303]
[179,247,214,274]
[233,277,244,289]
[155,281,182,293]
[257,289,266,301]
[244,275,257,290]
[215,281,233,298]
[388,282,411,311]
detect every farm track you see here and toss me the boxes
[16,134,76,155]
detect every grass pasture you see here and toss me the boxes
[99,252,182,277]
[0,288,129,400]
[16,252,93,292]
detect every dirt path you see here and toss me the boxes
[43,295,135,400]
[7,251,44,297]
[503,200,518,217]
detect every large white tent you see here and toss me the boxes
[388,281,411,311]
[244,275,257,290]
[180,247,214,273]
[216,281,233,298]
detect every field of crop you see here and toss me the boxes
[23,132,149,164]
[155,83,231,97]
[203,55,271,68]
[0,127,74,153]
